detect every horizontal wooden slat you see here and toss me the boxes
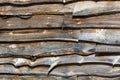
[0,64,119,77]
[0,75,119,80]
[0,29,119,45]
[0,74,113,80]
[73,1,120,16]
[0,0,118,4]
[1,1,120,16]
[79,29,120,45]
[0,75,76,80]
[0,4,64,15]
[0,55,119,67]
[77,77,120,80]
[96,45,120,53]
[0,0,63,4]
[0,30,79,42]
[64,13,120,28]
[0,42,95,57]
[0,42,119,57]
[0,15,64,29]
[1,14,120,29]
[1,2,120,29]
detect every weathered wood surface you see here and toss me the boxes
[0,54,119,78]
[0,42,120,59]
[0,75,120,80]
[0,55,119,67]
[0,0,63,4]
[64,13,120,28]
[0,1,120,29]
[0,42,96,57]
[0,1,120,16]
[0,15,64,29]
[0,29,119,45]
[0,0,118,4]
[1,11,120,29]
[1,14,120,29]
[0,30,79,42]
[0,4,64,15]
[73,1,120,16]
[0,42,120,57]
[0,64,119,77]
[0,0,120,80]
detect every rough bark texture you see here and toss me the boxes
[0,0,120,80]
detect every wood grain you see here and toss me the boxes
[0,0,119,79]
[0,15,64,29]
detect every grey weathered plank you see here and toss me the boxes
[0,1,120,16]
[0,29,119,45]
[0,0,63,4]
[0,0,117,4]
[0,30,79,42]
[79,29,120,45]
[0,42,95,57]
[0,4,63,15]
[1,14,120,29]
[0,75,74,80]
[0,42,120,57]
[73,1,120,16]
[64,13,120,28]
[77,77,120,80]
[1,13,120,29]
[0,15,64,29]
[0,75,119,80]
[0,64,119,77]
[96,45,120,53]
[0,55,119,67]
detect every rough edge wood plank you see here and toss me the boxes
[0,15,64,29]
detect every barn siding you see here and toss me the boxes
[0,0,119,80]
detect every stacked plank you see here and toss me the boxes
[0,0,120,80]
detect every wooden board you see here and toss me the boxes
[0,15,64,29]
[73,1,120,16]
[0,4,64,15]
[0,29,119,45]
[0,75,119,80]
[64,13,120,28]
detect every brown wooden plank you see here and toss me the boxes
[0,15,64,29]
[0,0,63,4]
[0,29,119,45]
[1,13,120,29]
[0,42,95,57]
[64,13,120,28]
[0,30,79,42]
[0,75,73,80]
[0,0,118,4]
[0,1,120,16]
[1,14,120,29]
[0,4,63,15]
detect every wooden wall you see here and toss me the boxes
[0,0,120,80]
